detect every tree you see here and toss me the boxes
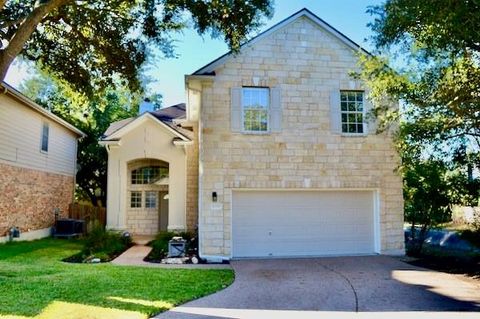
[402,158,452,254]
[0,0,272,95]
[357,0,480,162]
[356,0,480,251]
[21,72,139,206]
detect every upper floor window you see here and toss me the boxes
[242,87,269,132]
[340,91,364,134]
[41,122,49,152]
[131,166,168,184]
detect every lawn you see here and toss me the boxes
[0,239,234,319]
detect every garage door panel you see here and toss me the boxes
[232,190,375,258]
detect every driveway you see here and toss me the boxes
[154,256,480,318]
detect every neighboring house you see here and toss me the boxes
[101,8,404,260]
[0,82,85,243]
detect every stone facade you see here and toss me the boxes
[126,159,169,235]
[185,123,199,231]
[197,17,404,257]
[0,162,73,236]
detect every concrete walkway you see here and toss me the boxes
[111,245,231,269]
[154,256,480,318]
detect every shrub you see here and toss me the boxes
[65,223,132,263]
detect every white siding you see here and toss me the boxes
[0,94,77,176]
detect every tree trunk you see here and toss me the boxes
[0,0,72,82]
[0,0,7,11]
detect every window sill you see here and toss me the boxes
[340,133,368,137]
[240,130,271,135]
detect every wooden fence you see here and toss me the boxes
[68,203,106,228]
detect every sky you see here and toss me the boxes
[5,0,382,107]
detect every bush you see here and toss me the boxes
[64,223,132,263]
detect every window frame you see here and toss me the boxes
[40,122,49,153]
[130,191,142,208]
[145,191,158,209]
[131,166,167,185]
[339,90,367,136]
[241,87,270,134]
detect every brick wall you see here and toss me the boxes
[199,17,404,257]
[0,162,73,236]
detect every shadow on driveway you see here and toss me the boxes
[154,256,480,318]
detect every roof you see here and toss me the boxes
[1,82,86,137]
[192,8,370,75]
[101,103,192,141]
[150,103,186,122]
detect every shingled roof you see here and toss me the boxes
[101,103,191,140]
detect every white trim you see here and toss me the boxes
[0,227,51,244]
[185,75,215,82]
[1,82,86,137]
[339,90,366,136]
[173,140,194,146]
[240,87,271,135]
[105,113,191,142]
[193,8,368,75]
[373,190,381,254]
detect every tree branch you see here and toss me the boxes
[0,0,7,12]
[0,0,73,81]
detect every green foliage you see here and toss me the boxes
[403,160,452,232]
[0,238,234,317]
[0,0,273,95]
[358,0,480,164]
[63,223,132,262]
[80,224,132,261]
[367,0,480,57]
[21,72,138,205]
[358,1,480,253]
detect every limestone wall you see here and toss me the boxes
[198,17,404,257]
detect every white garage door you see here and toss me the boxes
[232,190,376,258]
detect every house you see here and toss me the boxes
[0,82,85,243]
[100,8,404,260]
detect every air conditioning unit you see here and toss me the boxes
[168,237,186,257]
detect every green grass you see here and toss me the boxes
[0,238,234,318]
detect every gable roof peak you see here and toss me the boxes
[192,7,370,76]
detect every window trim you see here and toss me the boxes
[130,191,142,209]
[40,122,49,153]
[241,86,271,134]
[145,191,158,209]
[339,90,368,137]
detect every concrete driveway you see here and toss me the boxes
[154,256,480,318]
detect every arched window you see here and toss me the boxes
[131,166,168,184]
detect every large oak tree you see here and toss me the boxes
[0,0,272,95]
[357,0,480,245]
